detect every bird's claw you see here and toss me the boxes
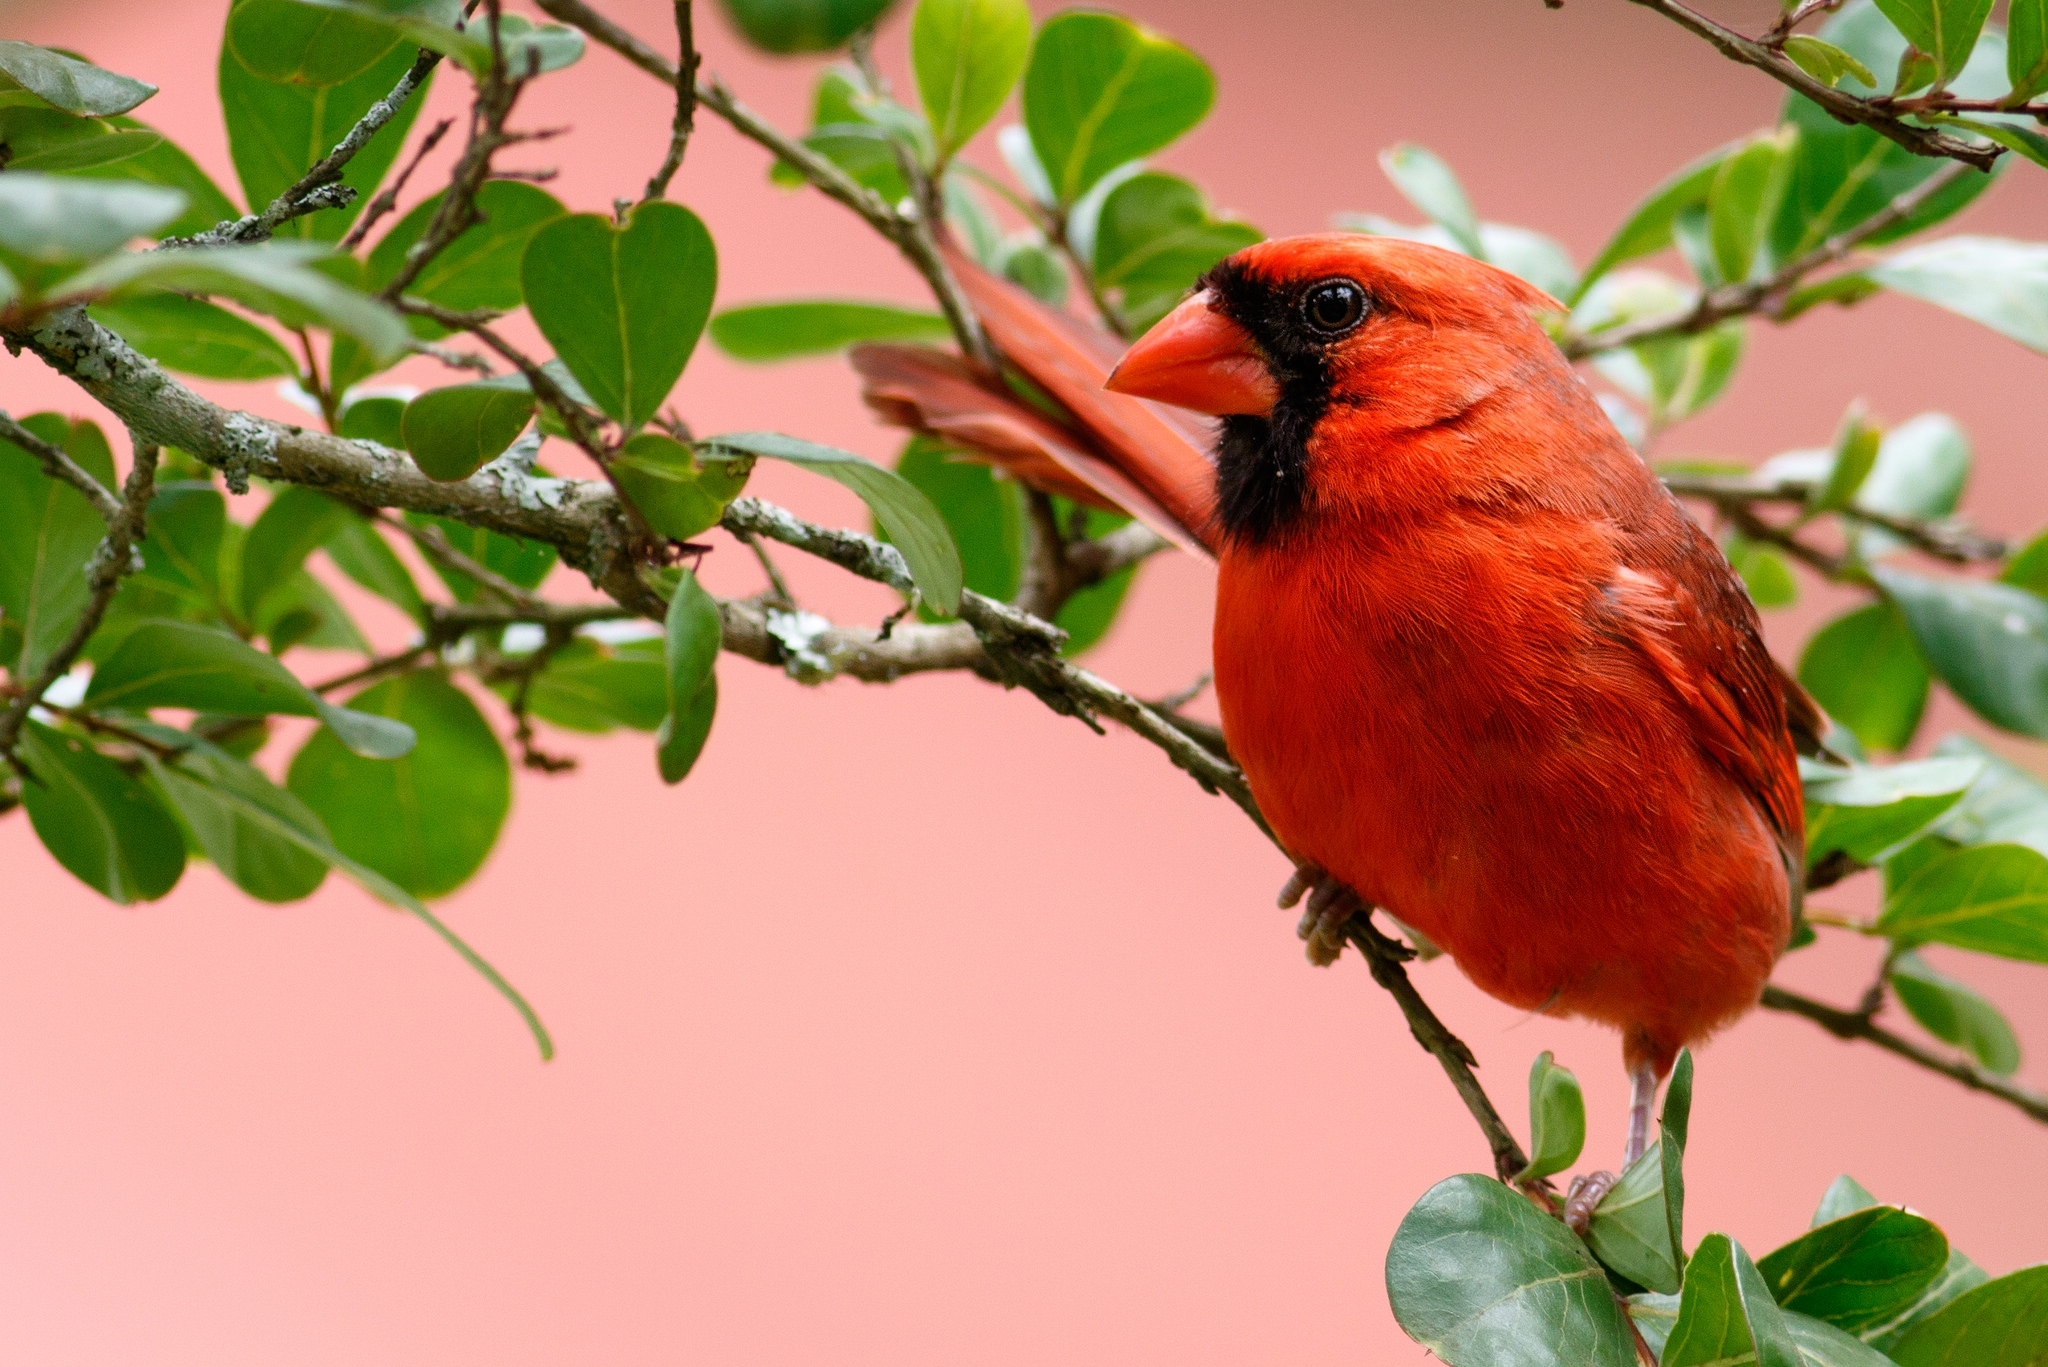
[1563,1170,1618,1236]
[1278,864,1360,966]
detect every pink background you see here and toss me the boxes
[4,0,2046,1361]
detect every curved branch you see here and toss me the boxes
[1622,0,1999,170]
[1562,160,1978,360]
[1761,984,2048,1125]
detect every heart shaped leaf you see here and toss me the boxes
[401,376,536,482]
[521,200,716,431]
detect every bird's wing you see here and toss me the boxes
[851,245,1222,555]
[1602,541,1807,903]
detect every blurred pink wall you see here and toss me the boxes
[2,1,2045,1362]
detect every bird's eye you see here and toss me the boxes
[1300,279,1366,337]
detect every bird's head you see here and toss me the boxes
[1105,234,1582,548]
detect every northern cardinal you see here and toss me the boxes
[853,235,1819,1175]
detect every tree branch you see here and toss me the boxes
[0,409,122,521]
[1563,159,1978,359]
[641,0,697,202]
[163,46,442,249]
[1761,984,2048,1125]
[0,438,160,765]
[530,0,997,369]
[1663,469,2007,565]
[1621,0,2000,170]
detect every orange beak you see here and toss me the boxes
[1104,291,1278,417]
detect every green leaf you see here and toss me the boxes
[324,518,426,622]
[0,106,161,173]
[521,200,716,431]
[717,0,896,54]
[1051,500,1135,656]
[55,241,410,364]
[286,671,509,896]
[240,485,355,621]
[0,412,116,677]
[138,725,549,1057]
[1874,564,2048,737]
[1773,5,2006,263]
[912,0,1031,159]
[1871,0,1996,85]
[1663,1048,1694,1152]
[17,720,186,903]
[126,482,230,623]
[1379,143,1483,258]
[658,570,721,784]
[218,30,430,241]
[401,376,535,482]
[1814,1174,1883,1226]
[1852,412,1971,559]
[0,41,155,116]
[505,636,666,733]
[1880,841,2048,963]
[1574,143,1731,302]
[769,125,909,201]
[0,171,185,265]
[403,511,555,601]
[226,0,405,85]
[1889,949,2022,1073]
[1889,1266,2048,1366]
[1758,1206,1951,1334]
[1799,604,1931,753]
[1870,237,2048,356]
[998,237,1067,304]
[1515,1050,1585,1183]
[1587,1139,1684,1294]
[145,742,329,902]
[1665,1234,1803,1367]
[86,620,414,758]
[1726,533,1798,609]
[1784,35,1881,87]
[1804,756,1981,864]
[1927,112,2048,170]
[611,432,753,542]
[1021,10,1214,206]
[1385,1173,1638,1367]
[66,119,242,239]
[1811,402,1882,514]
[709,300,952,362]
[891,436,1022,617]
[89,293,298,380]
[255,567,366,655]
[1092,171,1261,332]
[702,431,964,614]
[2013,0,2048,101]
[366,179,566,317]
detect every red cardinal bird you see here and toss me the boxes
[854,235,1819,1178]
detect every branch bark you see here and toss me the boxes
[1761,984,2048,1124]
[1622,0,1999,170]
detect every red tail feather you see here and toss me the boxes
[848,247,1221,556]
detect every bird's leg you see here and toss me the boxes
[1277,864,1358,966]
[1563,1171,1617,1236]
[1623,1060,1659,1169]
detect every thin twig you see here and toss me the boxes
[1761,984,2048,1125]
[1564,160,1978,359]
[373,509,541,607]
[1349,912,1533,1182]
[341,116,456,250]
[1664,469,2007,565]
[1623,0,1999,170]
[0,410,122,521]
[164,47,443,249]
[530,0,997,369]
[641,0,697,201]
[380,29,538,304]
[0,440,161,764]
